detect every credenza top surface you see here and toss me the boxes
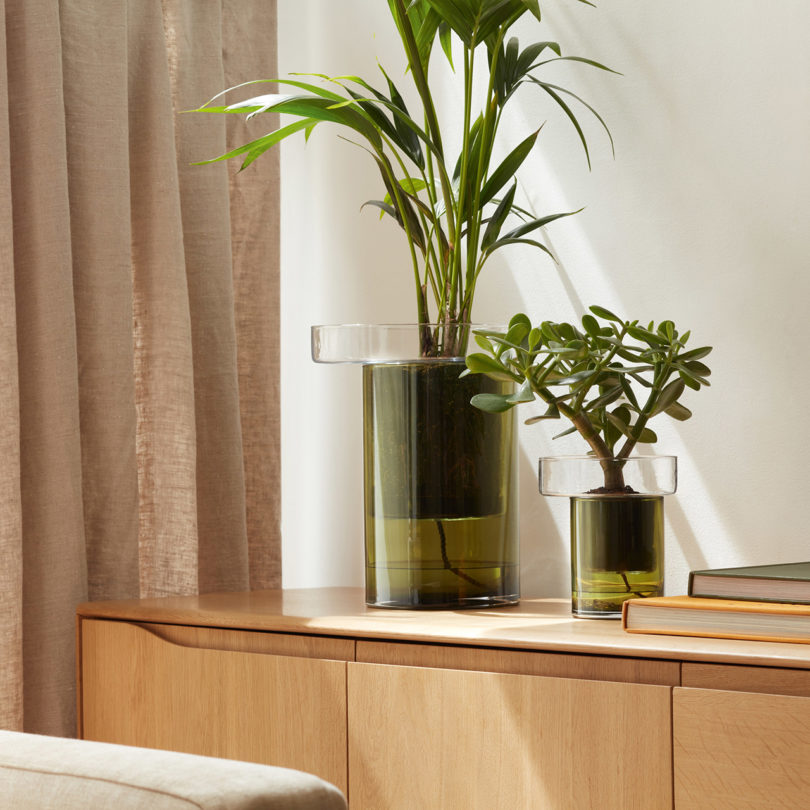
[77,587,810,669]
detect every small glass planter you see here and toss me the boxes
[539,456,677,619]
[313,324,519,610]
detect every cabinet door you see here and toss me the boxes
[348,661,672,810]
[674,687,810,809]
[80,618,349,793]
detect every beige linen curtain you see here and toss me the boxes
[0,0,280,737]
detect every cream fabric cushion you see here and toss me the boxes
[0,731,347,810]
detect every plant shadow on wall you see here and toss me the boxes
[466,306,712,616]
[194,0,618,609]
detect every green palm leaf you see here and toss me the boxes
[197,0,614,345]
[479,128,540,206]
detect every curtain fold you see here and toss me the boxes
[60,0,140,603]
[166,0,250,593]
[8,0,88,738]
[0,0,23,734]
[129,0,201,598]
[222,0,281,591]
[0,0,280,736]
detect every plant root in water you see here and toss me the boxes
[436,519,486,589]
[621,571,649,598]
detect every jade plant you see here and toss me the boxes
[464,305,712,489]
[194,0,615,355]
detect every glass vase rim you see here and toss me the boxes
[311,321,506,329]
[539,454,677,461]
[539,454,677,497]
[312,322,507,365]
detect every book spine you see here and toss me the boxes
[687,570,696,596]
[621,600,631,630]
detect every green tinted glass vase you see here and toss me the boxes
[569,495,664,617]
[312,323,518,610]
[363,360,518,609]
[540,456,676,618]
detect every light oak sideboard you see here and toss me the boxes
[77,588,810,809]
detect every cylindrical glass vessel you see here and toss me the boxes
[539,456,676,619]
[314,324,519,609]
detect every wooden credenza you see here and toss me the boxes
[77,588,810,809]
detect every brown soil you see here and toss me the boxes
[586,485,639,495]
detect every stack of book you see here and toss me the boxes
[622,561,810,644]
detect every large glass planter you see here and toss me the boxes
[313,324,519,609]
[539,456,676,619]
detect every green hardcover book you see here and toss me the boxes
[688,561,810,604]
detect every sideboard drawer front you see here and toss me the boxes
[674,687,810,808]
[348,661,672,810]
[80,618,348,792]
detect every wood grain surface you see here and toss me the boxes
[674,686,810,808]
[348,661,672,810]
[80,618,348,792]
[682,662,810,697]
[78,589,810,810]
[139,621,354,661]
[357,639,679,685]
[76,588,810,669]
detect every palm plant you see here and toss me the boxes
[195,0,614,356]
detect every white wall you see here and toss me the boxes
[276,0,810,596]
